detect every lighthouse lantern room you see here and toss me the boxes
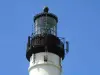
[26,7,69,75]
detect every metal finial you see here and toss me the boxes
[43,6,49,13]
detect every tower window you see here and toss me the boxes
[33,54,36,63]
[44,55,48,62]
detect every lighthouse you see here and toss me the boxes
[26,7,69,75]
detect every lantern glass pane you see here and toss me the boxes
[34,16,57,35]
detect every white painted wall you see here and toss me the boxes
[28,52,62,75]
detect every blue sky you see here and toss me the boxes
[0,0,100,75]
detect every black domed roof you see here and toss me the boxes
[34,7,58,22]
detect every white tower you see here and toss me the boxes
[26,7,69,75]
